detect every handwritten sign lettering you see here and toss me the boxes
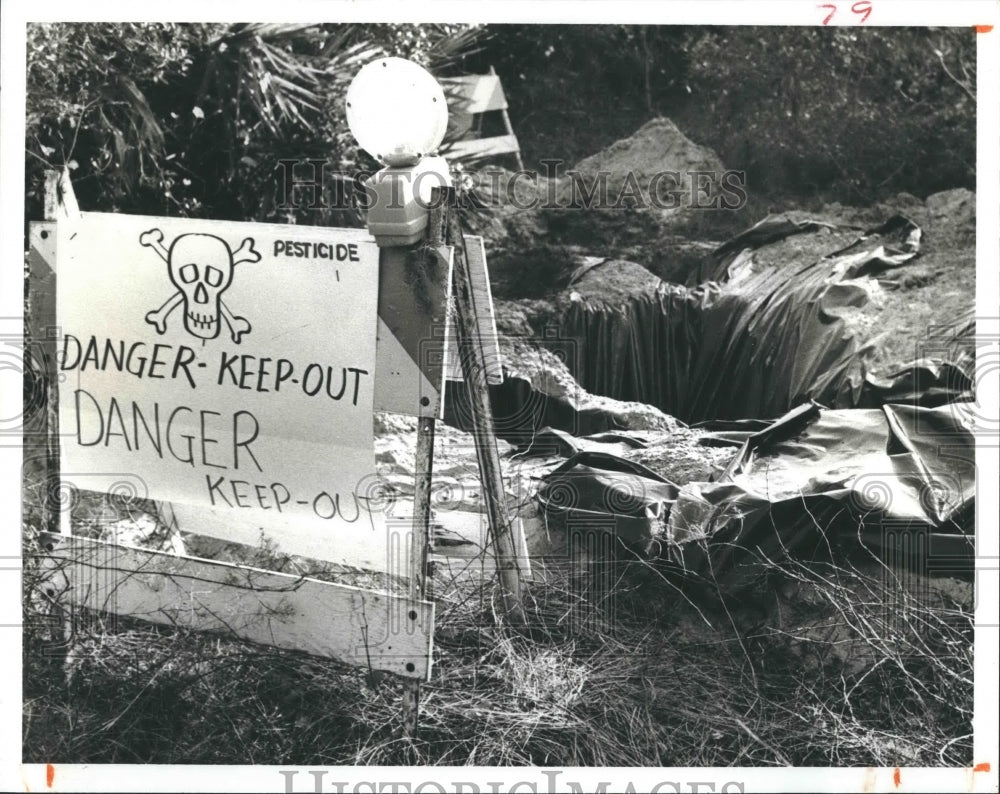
[57,212,391,568]
[272,239,361,261]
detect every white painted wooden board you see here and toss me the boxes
[444,134,521,162]
[37,205,457,566]
[374,244,454,418]
[38,533,434,680]
[445,235,503,385]
[440,74,509,114]
[168,499,398,575]
[55,213,387,565]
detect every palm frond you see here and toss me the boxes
[200,24,330,136]
[422,24,488,74]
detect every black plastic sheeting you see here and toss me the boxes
[536,451,680,547]
[535,400,975,594]
[444,372,643,448]
[497,215,976,589]
[561,215,974,422]
[445,216,973,444]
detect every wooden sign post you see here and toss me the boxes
[400,196,446,736]
[31,170,440,694]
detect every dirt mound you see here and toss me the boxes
[914,187,976,251]
[470,119,735,299]
[924,186,975,219]
[772,188,975,254]
[470,117,727,211]
[568,258,663,301]
[498,337,678,434]
[562,117,727,208]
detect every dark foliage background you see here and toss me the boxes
[24,22,481,225]
[468,25,975,202]
[25,23,975,224]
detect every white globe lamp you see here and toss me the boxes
[346,58,453,247]
[346,57,449,166]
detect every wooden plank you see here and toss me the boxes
[403,415,435,734]
[25,222,61,535]
[166,501,397,574]
[33,183,61,530]
[43,167,80,221]
[30,172,82,667]
[409,416,437,602]
[445,134,521,162]
[445,201,524,622]
[38,532,434,680]
[440,74,508,113]
[375,245,453,418]
[495,65,525,172]
[401,186,446,735]
[445,235,503,385]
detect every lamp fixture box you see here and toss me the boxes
[363,156,452,249]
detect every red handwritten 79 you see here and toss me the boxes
[819,1,873,25]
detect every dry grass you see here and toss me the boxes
[21,507,973,766]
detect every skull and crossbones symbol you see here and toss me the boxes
[141,230,258,343]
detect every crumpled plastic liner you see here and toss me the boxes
[536,451,680,547]
[443,373,654,447]
[562,214,973,422]
[535,400,975,593]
